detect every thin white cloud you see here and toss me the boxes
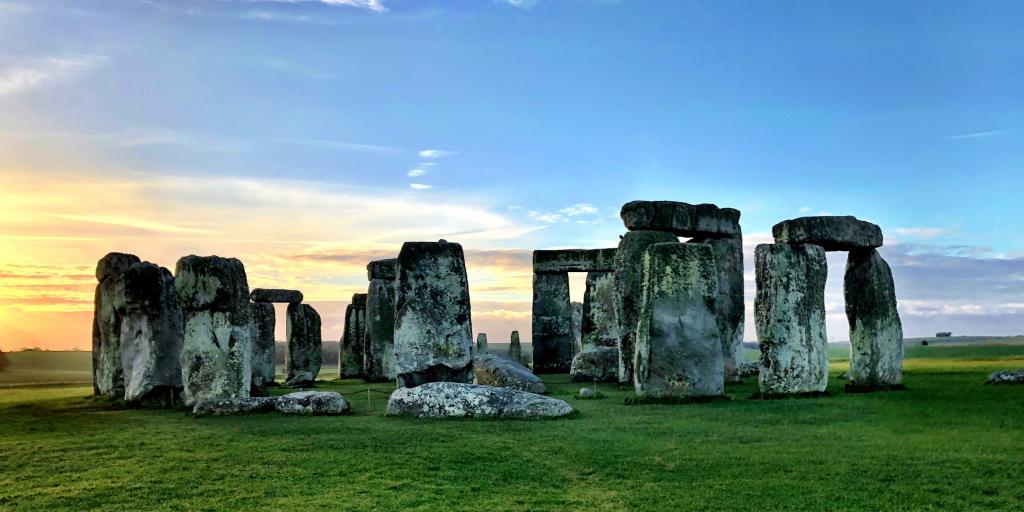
[409,183,432,190]
[559,203,598,216]
[419,149,459,159]
[0,55,106,97]
[407,169,427,177]
[798,206,813,214]
[248,0,387,13]
[944,130,1008,140]
[892,227,952,240]
[527,211,563,223]
[45,213,219,235]
[496,0,538,9]
[283,138,397,153]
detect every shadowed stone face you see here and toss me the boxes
[394,241,474,388]
[531,272,573,373]
[620,200,741,238]
[689,234,745,380]
[119,262,184,405]
[249,288,303,303]
[633,243,724,398]
[581,271,619,351]
[250,302,276,392]
[285,303,322,387]
[474,353,545,394]
[476,333,488,354]
[845,248,903,388]
[571,302,583,355]
[570,346,619,383]
[532,248,617,273]
[772,216,882,251]
[364,264,397,383]
[509,331,523,363]
[338,294,366,379]
[754,243,828,395]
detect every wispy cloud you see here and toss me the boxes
[0,55,106,97]
[409,183,432,190]
[496,0,539,9]
[45,213,220,235]
[407,169,428,177]
[944,130,1008,140]
[418,148,458,159]
[892,227,953,240]
[559,203,598,216]
[247,0,388,13]
[283,138,397,153]
[527,211,564,223]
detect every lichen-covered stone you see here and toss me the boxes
[581,271,619,350]
[276,391,351,415]
[118,262,184,405]
[614,230,679,383]
[175,255,253,407]
[569,346,619,383]
[339,294,366,379]
[620,200,741,238]
[285,303,322,387]
[95,252,141,283]
[394,241,474,388]
[772,216,883,251]
[754,243,828,395]
[736,361,760,378]
[845,248,903,389]
[192,397,276,416]
[689,234,745,380]
[531,271,573,373]
[250,288,303,303]
[474,353,545,394]
[578,387,596,399]
[532,248,617,273]
[250,302,276,394]
[571,302,583,355]
[364,270,396,383]
[984,370,1024,385]
[92,253,141,397]
[367,258,398,280]
[634,243,724,398]
[386,382,572,419]
[509,331,523,363]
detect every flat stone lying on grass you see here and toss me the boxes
[250,288,303,303]
[386,382,572,419]
[620,200,741,238]
[984,370,1024,385]
[474,354,545,394]
[772,216,883,251]
[569,346,619,383]
[578,387,595,399]
[192,397,276,416]
[276,391,351,415]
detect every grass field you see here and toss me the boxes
[1,344,1023,511]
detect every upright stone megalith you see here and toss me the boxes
[364,259,397,383]
[509,330,523,363]
[845,248,903,389]
[93,252,141,397]
[689,233,745,380]
[250,301,276,393]
[614,230,678,383]
[531,271,573,373]
[339,293,366,379]
[754,243,828,395]
[476,333,488,354]
[175,255,253,407]
[394,240,474,387]
[570,302,583,355]
[634,243,724,398]
[581,271,619,351]
[286,303,322,387]
[118,262,184,405]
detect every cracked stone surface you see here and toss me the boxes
[364,263,397,383]
[250,301,276,394]
[531,271,573,373]
[338,294,366,379]
[474,353,545,394]
[285,303,322,387]
[570,346,619,383]
[845,248,904,388]
[620,200,741,238]
[386,382,572,419]
[276,391,351,415]
[772,216,883,251]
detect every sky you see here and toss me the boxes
[1,0,1022,351]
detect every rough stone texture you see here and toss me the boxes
[476,333,488,354]
[578,387,595,399]
[772,216,883,251]
[509,331,523,363]
[614,230,679,383]
[394,241,474,388]
[474,353,546,394]
[754,243,829,395]
[366,258,398,281]
[93,252,141,397]
[364,274,396,383]
[386,382,572,419]
[737,361,760,378]
[285,303,322,387]
[250,288,303,303]
[984,370,1024,385]
[339,294,366,379]
[531,272,573,373]
[571,302,583,356]
[621,200,741,238]
[250,302,276,394]
[118,262,184,405]
[845,248,904,388]
[192,397,276,416]
[175,255,253,407]
[581,271,619,351]
[532,248,617,273]
[634,243,724,398]
[95,252,141,283]
[689,234,746,380]
[569,346,619,383]
[276,391,351,415]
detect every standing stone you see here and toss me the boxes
[581,271,619,351]
[754,244,828,395]
[338,294,366,379]
[364,259,397,383]
[509,331,523,363]
[285,303,322,387]
[175,255,253,407]
[689,234,745,380]
[476,333,488,354]
[119,262,184,405]
[531,272,573,373]
[614,230,678,383]
[394,240,474,388]
[570,302,583,355]
[634,243,724,398]
[93,252,141,397]
[250,302,276,394]
[844,248,904,389]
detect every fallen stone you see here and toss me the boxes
[339,294,366,379]
[578,387,595,399]
[571,301,583,355]
[386,382,572,419]
[285,303,322,387]
[772,216,883,251]
[984,370,1024,385]
[394,241,474,387]
[845,248,904,389]
[276,391,351,415]
[620,200,741,238]
[250,302,276,394]
[364,266,397,383]
[476,333,489,354]
[531,271,573,373]
[532,248,617,273]
[250,288,303,303]
[192,397,276,416]
[581,271,619,350]
[689,234,745,381]
[474,353,545,394]
[570,346,619,383]
[754,243,829,395]
[119,261,184,405]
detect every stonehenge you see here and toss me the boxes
[338,293,366,379]
[569,346,619,383]
[363,258,397,383]
[251,288,303,304]
[386,382,572,419]
[509,330,523,363]
[248,288,308,392]
[845,248,904,389]
[474,353,546,394]
[581,271,618,351]
[93,252,142,398]
[285,303,322,387]
[476,333,488,354]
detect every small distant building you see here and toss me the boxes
[935,332,952,338]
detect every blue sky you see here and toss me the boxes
[1,0,1023,348]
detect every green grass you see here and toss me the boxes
[1,345,1023,510]
[0,350,92,387]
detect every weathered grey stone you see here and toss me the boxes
[119,262,184,405]
[578,387,595,399]
[93,253,140,397]
[285,303,322,387]
[276,391,351,415]
[474,353,545,394]
[250,288,303,303]
[571,302,583,355]
[772,216,883,251]
[509,331,523,363]
[531,271,573,373]
[614,230,678,383]
[581,271,619,350]
[689,234,745,380]
[95,252,141,283]
[476,333,488,354]
[634,243,724,398]
[621,200,741,238]
[364,274,396,383]
[175,255,253,407]
[192,397,276,416]
[250,302,276,394]
[367,258,398,281]
[736,361,760,378]
[984,370,1024,385]
[570,346,619,383]
[845,248,903,389]
[754,243,829,395]
[394,241,474,388]
[339,293,366,379]
[386,382,572,419]
[532,248,617,273]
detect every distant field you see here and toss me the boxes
[0,350,92,387]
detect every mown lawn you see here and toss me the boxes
[1,347,1022,511]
